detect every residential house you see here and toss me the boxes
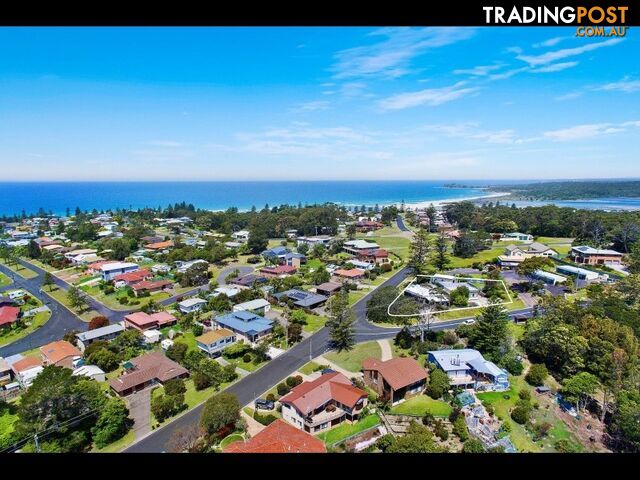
[428,349,509,391]
[124,311,178,331]
[131,279,173,297]
[75,322,125,352]
[333,268,366,281]
[570,246,624,265]
[224,419,327,453]
[362,357,428,405]
[40,340,82,369]
[532,269,567,286]
[176,259,209,274]
[280,372,368,434]
[0,357,12,387]
[500,232,533,242]
[261,246,290,262]
[213,311,274,344]
[357,248,389,265]
[232,230,250,243]
[113,268,152,288]
[556,264,600,281]
[230,273,268,288]
[151,263,171,274]
[431,274,481,299]
[284,252,306,268]
[145,240,174,251]
[211,286,240,299]
[355,220,383,232]
[72,365,106,382]
[343,239,379,256]
[65,248,100,265]
[405,283,449,305]
[315,282,342,296]
[0,296,14,307]
[232,298,271,315]
[498,242,558,269]
[272,289,328,310]
[100,262,139,281]
[178,298,207,314]
[296,235,333,247]
[196,328,236,357]
[141,235,164,245]
[285,229,299,239]
[259,265,297,277]
[87,260,119,274]
[109,351,189,396]
[0,306,21,329]
[11,356,44,388]
[224,241,242,249]
[347,260,374,271]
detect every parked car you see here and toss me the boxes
[255,398,274,410]
[463,319,476,325]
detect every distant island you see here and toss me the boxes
[488,180,640,201]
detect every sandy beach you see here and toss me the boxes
[399,191,512,210]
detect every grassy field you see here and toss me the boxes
[535,237,574,245]
[19,258,58,272]
[316,414,381,446]
[302,313,326,333]
[324,341,381,372]
[299,361,322,375]
[433,297,527,322]
[389,395,453,417]
[226,355,266,373]
[79,284,171,311]
[447,246,504,268]
[0,310,51,347]
[0,271,12,287]
[44,285,100,322]
[0,259,38,279]
[244,406,281,419]
[219,433,245,449]
[361,235,411,261]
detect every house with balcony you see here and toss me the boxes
[570,246,624,265]
[362,357,427,405]
[196,328,236,357]
[212,311,274,344]
[280,371,368,434]
[428,349,509,392]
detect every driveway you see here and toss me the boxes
[126,388,153,440]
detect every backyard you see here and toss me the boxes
[316,413,381,446]
[324,341,381,373]
[0,310,51,348]
[389,394,453,417]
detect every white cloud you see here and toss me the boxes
[331,27,475,79]
[531,61,578,73]
[555,91,583,101]
[543,121,640,141]
[291,101,330,112]
[516,38,623,66]
[488,67,530,81]
[595,77,640,93]
[453,64,503,76]
[533,36,568,48]
[378,82,479,110]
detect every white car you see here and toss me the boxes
[463,319,476,325]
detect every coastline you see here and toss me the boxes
[400,191,512,210]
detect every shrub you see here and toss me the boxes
[518,389,532,402]
[192,324,204,337]
[511,405,530,424]
[484,403,495,416]
[164,378,187,397]
[193,372,212,391]
[265,393,276,402]
[452,416,469,441]
[422,413,435,426]
[555,439,582,453]
[525,364,548,387]
[286,375,303,388]
[276,382,291,396]
[252,411,278,426]
[224,342,252,359]
[242,353,252,363]
[462,438,485,453]
[434,420,449,441]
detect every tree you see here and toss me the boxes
[462,438,486,453]
[91,398,130,448]
[164,378,187,397]
[408,230,430,274]
[432,234,450,270]
[180,262,209,287]
[427,368,450,399]
[425,204,437,232]
[561,372,599,413]
[247,230,269,254]
[87,348,119,372]
[517,256,554,277]
[452,415,469,441]
[465,302,510,362]
[610,389,640,452]
[67,285,88,312]
[450,286,470,307]
[346,224,357,239]
[42,271,55,291]
[151,393,185,422]
[27,240,41,259]
[386,421,443,453]
[628,243,640,274]
[166,342,189,364]
[311,266,330,285]
[88,316,109,331]
[326,289,355,352]
[525,364,548,386]
[200,392,241,437]
[167,424,205,453]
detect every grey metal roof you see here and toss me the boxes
[76,322,125,342]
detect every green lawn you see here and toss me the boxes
[447,246,504,268]
[44,285,99,322]
[244,407,281,419]
[0,404,19,449]
[302,313,326,333]
[324,341,381,373]
[305,258,325,271]
[19,257,58,272]
[227,355,266,373]
[299,361,322,375]
[316,414,381,446]
[0,309,52,348]
[0,271,12,287]
[433,297,526,321]
[0,259,38,279]
[219,433,245,449]
[92,429,135,453]
[392,344,426,368]
[389,395,453,417]
[361,235,411,261]
[534,237,574,245]
[79,284,171,311]
[347,290,367,306]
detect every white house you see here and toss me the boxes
[532,269,567,286]
[178,298,207,314]
[556,264,600,281]
[143,329,161,344]
[100,262,139,281]
[232,230,250,243]
[176,259,209,274]
[232,298,271,315]
[72,365,106,382]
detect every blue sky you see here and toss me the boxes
[0,27,638,181]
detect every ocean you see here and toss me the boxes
[0,181,489,217]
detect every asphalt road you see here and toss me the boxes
[396,215,410,232]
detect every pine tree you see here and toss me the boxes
[327,290,355,352]
[409,230,430,274]
[433,234,450,271]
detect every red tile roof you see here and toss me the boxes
[0,306,20,327]
[259,265,297,275]
[11,356,42,373]
[334,268,366,278]
[145,240,174,250]
[362,357,427,391]
[87,260,120,271]
[279,372,367,416]
[109,351,188,394]
[40,340,82,365]
[124,311,177,328]
[113,269,151,284]
[224,419,326,454]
